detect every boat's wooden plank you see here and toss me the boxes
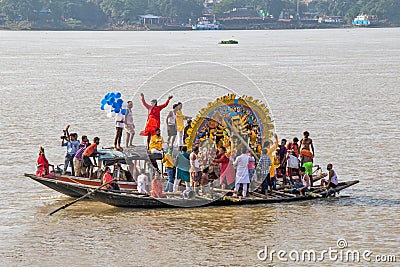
[271,190,296,198]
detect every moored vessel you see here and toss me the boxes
[352,14,378,26]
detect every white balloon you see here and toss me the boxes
[107,111,113,118]
[122,101,128,109]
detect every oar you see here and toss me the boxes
[49,178,117,216]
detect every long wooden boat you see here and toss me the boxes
[87,180,359,209]
[28,94,359,209]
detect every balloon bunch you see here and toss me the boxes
[100,92,128,118]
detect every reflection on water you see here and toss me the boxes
[1,29,400,266]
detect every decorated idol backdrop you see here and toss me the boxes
[185,94,274,158]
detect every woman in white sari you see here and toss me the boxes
[233,147,250,198]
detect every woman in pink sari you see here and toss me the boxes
[151,173,166,198]
[139,93,173,148]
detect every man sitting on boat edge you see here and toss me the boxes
[321,163,339,195]
[291,167,311,196]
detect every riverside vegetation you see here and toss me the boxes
[0,0,399,30]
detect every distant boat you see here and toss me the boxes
[192,17,221,30]
[219,40,238,44]
[352,14,378,26]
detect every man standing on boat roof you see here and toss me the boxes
[300,131,314,156]
[166,103,178,148]
[175,102,192,149]
[140,93,173,148]
[300,131,315,186]
[124,100,135,148]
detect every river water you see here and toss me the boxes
[0,29,399,266]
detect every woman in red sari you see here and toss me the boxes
[214,146,236,190]
[140,93,173,148]
[36,147,51,177]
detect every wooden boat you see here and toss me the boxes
[28,94,359,209]
[87,180,359,208]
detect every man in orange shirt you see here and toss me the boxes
[83,137,100,179]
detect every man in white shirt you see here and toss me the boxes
[137,169,149,194]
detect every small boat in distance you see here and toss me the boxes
[192,16,221,30]
[352,14,378,26]
[219,40,238,44]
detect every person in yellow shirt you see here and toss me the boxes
[149,128,163,154]
[175,102,191,148]
[270,150,281,190]
[262,133,278,192]
[162,148,175,192]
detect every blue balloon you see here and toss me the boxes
[117,99,123,105]
[101,98,107,105]
[115,92,121,98]
[121,109,127,115]
[100,105,105,110]
[109,97,115,103]
[110,93,115,98]
[104,93,110,99]
[115,108,120,114]
[112,102,118,108]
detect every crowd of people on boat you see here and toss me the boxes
[35,93,339,198]
[35,124,102,180]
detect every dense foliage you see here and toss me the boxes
[0,0,399,27]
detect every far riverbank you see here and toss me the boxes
[1,20,398,31]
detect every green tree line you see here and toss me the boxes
[0,0,399,27]
[0,0,204,26]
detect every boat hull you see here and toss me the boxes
[90,180,359,209]
[25,173,136,197]
[26,173,358,209]
[26,174,89,197]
